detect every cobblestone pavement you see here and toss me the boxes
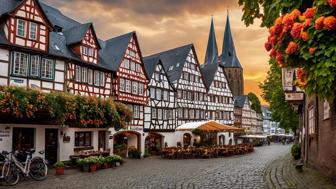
[6,144,291,189]
[265,152,336,189]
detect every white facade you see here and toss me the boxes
[206,66,234,125]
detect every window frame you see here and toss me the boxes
[132,81,138,94]
[29,55,40,77]
[94,70,100,86]
[41,58,54,80]
[133,105,140,119]
[74,132,92,147]
[119,78,125,92]
[125,79,131,93]
[75,65,81,82]
[17,19,26,38]
[87,69,93,84]
[81,67,87,83]
[82,46,88,56]
[29,22,38,40]
[12,51,28,76]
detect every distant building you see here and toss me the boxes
[261,106,284,135]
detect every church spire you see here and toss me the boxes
[221,12,242,68]
[204,16,218,65]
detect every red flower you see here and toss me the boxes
[323,16,336,30]
[302,18,312,29]
[269,36,276,46]
[275,16,283,25]
[270,49,277,57]
[264,42,272,51]
[283,14,294,26]
[315,16,325,30]
[276,51,283,62]
[269,26,276,35]
[303,7,316,19]
[301,32,310,41]
[291,23,303,39]
[328,0,336,8]
[291,9,301,19]
[285,41,298,55]
[274,24,283,35]
[296,68,304,80]
[309,47,316,55]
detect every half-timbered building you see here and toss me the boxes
[0,0,123,162]
[201,18,234,125]
[143,56,176,132]
[148,44,208,127]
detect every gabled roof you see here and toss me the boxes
[201,61,218,90]
[219,14,242,68]
[146,44,193,84]
[63,23,101,49]
[99,32,134,72]
[234,95,247,108]
[204,17,218,66]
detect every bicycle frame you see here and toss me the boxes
[10,153,32,176]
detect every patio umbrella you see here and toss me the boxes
[176,121,243,133]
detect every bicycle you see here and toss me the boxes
[0,149,48,186]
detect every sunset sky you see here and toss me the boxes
[43,0,270,104]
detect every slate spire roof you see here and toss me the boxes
[204,17,218,66]
[219,13,242,68]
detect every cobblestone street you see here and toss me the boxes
[4,144,293,189]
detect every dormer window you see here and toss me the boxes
[29,22,37,40]
[82,46,87,55]
[17,19,26,37]
[88,48,94,57]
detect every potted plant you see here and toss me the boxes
[105,155,115,168]
[86,156,98,172]
[77,158,90,172]
[112,155,123,166]
[54,161,65,175]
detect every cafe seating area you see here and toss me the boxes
[161,144,254,159]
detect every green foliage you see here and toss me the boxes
[53,161,65,168]
[247,92,262,113]
[291,143,301,160]
[259,60,299,132]
[0,86,131,128]
[128,147,141,159]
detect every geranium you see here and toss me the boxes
[323,16,336,30]
[283,14,294,26]
[309,47,316,55]
[302,18,312,29]
[315,16,325,30]
[303,7,316,19]
[328,0,336,8]
[285,41,298,54]
[275,16,283,25]
[264,42,272,51]
[270,48,277,57]
[301,32,310,41]
[274,24,283,35]
[291,23,303,39]
[290,9,301,19]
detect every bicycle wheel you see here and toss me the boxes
[29,157,48,181]
[3,163,20,186]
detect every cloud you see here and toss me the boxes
[41,0,270,100]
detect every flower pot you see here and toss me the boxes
[55,167,65,175]
[115,162,120,167]
[82,164,90,172]
[90,164,97,172]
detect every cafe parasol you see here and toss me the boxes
[175,120,243,133]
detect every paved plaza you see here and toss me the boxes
[4,144,294,189]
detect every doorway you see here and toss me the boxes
[45,129,58,165]
[98,131,107,151]
[145,133,163,156]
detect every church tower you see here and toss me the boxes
[218,13,244,96]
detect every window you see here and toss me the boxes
[13,52,28,76]
[17,19,26,37]
[150,88,155,99]
[156,88,162,100]
[133,105,140,118]
[29,22,37,40]
[184,109,188,119]
[100,72,105,86]
[152,108,157,119]
[82,67,87,83]
[163,109,167,120]
[41,58,54,79]
[136,64,141,72]
[182,91,187,99]
[167,110,173,119]
[130,62,136,71]
[157,109,162,119]
[163,90,168,101]
[89,48,94,57]
[194,92,198,101]
[82,46,88,55]
[129,50,136,58]
[132,81,138,94]
[30,55,39,77]
[155,73,161,82]
[94,70,100,86]
[138,83,144,95]
[177,90,182,99]
[124,59,129,69]
[308,108,315,134]
[75,66,81,82]
[120,78,125,91]
[126,80,131,93]
[195,110,199,119]
[75,132,91,147]
[190,109,194,119]
[87,69,93,84]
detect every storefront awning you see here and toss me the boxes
[175,121,244,132]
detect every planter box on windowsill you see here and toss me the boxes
[74,146,94,151]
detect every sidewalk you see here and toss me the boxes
[265,153,336,189]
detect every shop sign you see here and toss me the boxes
[285,92,304,101]
[282,67,295,91]
[0,128,10,142]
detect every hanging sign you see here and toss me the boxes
[285,92,304,101]
[282,67,295,91]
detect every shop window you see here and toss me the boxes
[13,128,35,152]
